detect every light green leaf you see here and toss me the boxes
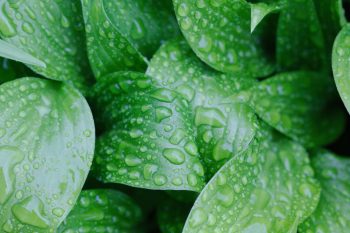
[81,0,179,79]
[157,197,191,233]
[299,150,350,233]
[246,71,345,147]
[91,71,206,191]
[173,0,278,76]
[0,0,92,90]
[182,129,320,233]
[332,24,350,115]
[58,189,142,233]
[0,39,45,68]
[147,39,258,177]
[277,0,326,71]
[0,78,95,232]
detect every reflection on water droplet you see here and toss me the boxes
[189,208,207,227]
[0,6,16,37]
[155,106,172,122]
[22,22,34,34]
[130,18,146,40]
[12,196,49,229]
[52,207,65,217]
[163,148,185,165]
[195,107,225,127]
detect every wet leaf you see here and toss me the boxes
[299,150,350,233]
[182,129,320,233]
[58,189,142,233]
[0,78,95,232]
[81,0,179,79]
[0,0,92,90]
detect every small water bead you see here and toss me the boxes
[172,177,183,186]
[143,164,158,179]
[61,15,70,28]
[163,148,185,165]
[189,208,207,227]
[125,155,142,167]
[153,174,167,186]
[155,106,172,122]
[197,35,213,53]
[169,129,186,145]
[22,22,35,34]
[187,174,198,187]
[130,17,146,40]
[217,186,234,207]
[52,208,65,217]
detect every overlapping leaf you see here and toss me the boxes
[332,24,350,114]
[58,189,142,233]
[277,0,326,71]
[0,58,32,84]
[81,0,179,79]
[182,128,320,233]
[173,0,283,76]
[0,0,92,90]
[0,78,95,232]
[245,71,345,147]
[299,150,350,233]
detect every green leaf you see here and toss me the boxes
[0,39,46,68]
[299,150,350,233]
[332,24,350,115]
[172,0,278,76]
[91,71,206,191]
[0,0,92,90]
[182,129,320,233]
[58,189,142,233]
[246,71,345,147]
[277,0,326,71]
[250,2,284,33]
[147,39,258,177]
[81,0,179,79]
[0,78,95,232]
[157,197,191,233]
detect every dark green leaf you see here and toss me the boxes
[299,150,350,233]
[172,0,278,76]
[246,71,345,147]
[182,128,320,233]
[81,0,179,79]
[0,0,92,90]
[0,58,33,84]
[0,78,95,232]
[332,24,350,114]
[277,0,326,71]
[58,189,142,233]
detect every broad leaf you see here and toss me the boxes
[0,78,95,232]
[172,0,279,76]
[157,197,191,233]
[182,129,320,233]
[277,0,326,71]
[0,39,45,68]
[245,71,345,147]
[0,0,92,90]
[91,71,206,191]
[299,150,350,233]
[58,189,142,233]
[147,39,258,177]
[81,0,179,79]
[332,24,350,114]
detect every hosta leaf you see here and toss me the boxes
[332,24,350,114]
[299,150,350,233]
[172,0,279,76]
[81,0,179,79]
[157,197,191,233]
[277,0,326,71]
[91,71,206,191]
[313,0,346,60]
[250,1,284,33]
[246,71,345,147]
[0,0,92,90]
[182,129,320,233]
[0,58,33,84]
[0,78,95,232]
[58,189,142,233]
[147,39,258,177]
[0,39,45,68]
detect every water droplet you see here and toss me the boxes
[80,196,90,207]
[213,139,232,161]
[189,208,207,227]
[172,177,183,186]
[299,183,317,198]
[163,148,185,165]
[217,186,234,207]
[197,35,212,53]
[155,106,172,122]
[196,0,206,8]
[0,7,16,37]
[52,208,65,217]
[2,220,13,232]
[187,174,198,187]
[130,18,146,40]
[12,196,49,229]
[61,15,70,28]
[125,155,142,167]
[143,164,158,180]
[153,174,167,186]
[184,141,198,156]
[169,129,186,145]
[176,84,195,102]
[0,146,25,204]
[178,3,189,17]
[195,107,226,127]
[22,22,34,34]
[84,130,92,137]
[150,88,177,103]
